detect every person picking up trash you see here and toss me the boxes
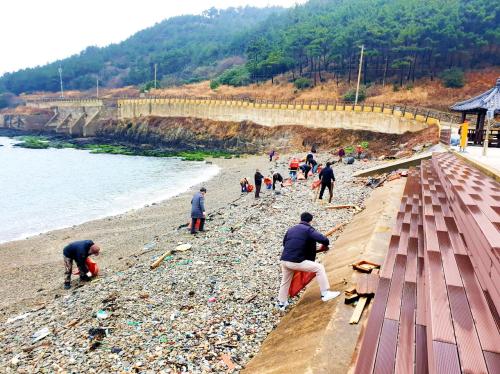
[191,187,207,234]
[276,212,340,310]
[63,240,101,289]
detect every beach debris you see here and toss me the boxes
[6,312,31,324]
[220,354,236,371]
[352,260,380,273]
[349,296,369,324]
[88,327,108,350]
[32,327,50,343]
[325,223,347,237]
[96,310,109,319]
[326,204,361,211]
[0,157,380,371]
[150,243,192,269]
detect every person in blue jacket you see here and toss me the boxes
[63,240,101,289]
[191,187,207,234]
[277,212,340,310]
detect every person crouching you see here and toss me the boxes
[277,212,340,310]
[63,240,100,289]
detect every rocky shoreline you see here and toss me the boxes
[0,154,380,373]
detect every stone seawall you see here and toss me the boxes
[118,98,434,135]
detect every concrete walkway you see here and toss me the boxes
[243,179,406,374]
[452,145,500,175]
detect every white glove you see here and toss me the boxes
[86,271,92,278]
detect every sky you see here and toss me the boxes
[0,0,306,76]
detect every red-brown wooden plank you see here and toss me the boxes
[395,282,416,374]
[454,254,500,353]
[385,254,407,321]
[436,231,462,287]
[431,341,461,374]
[374,318,399,374]
[447,285,489,373]
[484,351,500,374]
[426,251,455,343]
[354,277,392,374]
[416,324,429,374]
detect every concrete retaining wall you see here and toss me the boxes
[117,98,434,134]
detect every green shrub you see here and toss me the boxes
[294,77,312,90]
[210,80,220,90]
[216,66,250,87]
[343,87,366,103]
[440,68,465,88]
[140,81,160,93]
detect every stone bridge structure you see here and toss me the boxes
[1,96,450,137]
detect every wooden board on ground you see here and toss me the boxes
[150,243,192,269]
[325,223,347,237]
[326,204,362,211]
[350,296,369,324]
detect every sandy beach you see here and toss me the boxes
[0,155,270,316]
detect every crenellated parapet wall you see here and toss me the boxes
[117,97,439,134]
[27,98,104,109]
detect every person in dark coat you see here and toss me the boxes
[254,169,264,198]
[277,212,340,310]
[272,172,283,190]
[299,163,312,179]
[63,240,100,289]
[191,187,207,234]
[318,162,335,203]
[269,149,276,162]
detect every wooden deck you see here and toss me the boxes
[353,153,500,374]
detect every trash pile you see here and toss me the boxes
[0,157,380,373]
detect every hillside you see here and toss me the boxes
[148,67,500,111]
[1,0,498,96]
[0,6,282,94]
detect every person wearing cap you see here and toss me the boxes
[191,187,207,234]
[276,212,340,310]
[63,240,100,289]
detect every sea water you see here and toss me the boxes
[0,137,219,243]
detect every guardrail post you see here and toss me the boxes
[402,105,407,116]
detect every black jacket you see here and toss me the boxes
[63,240,94,273]
[319,166,335,184]
[281,222,329,262]
[254,172,264,185]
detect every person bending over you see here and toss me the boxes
[277,212,340,310]
[272,172,283,190]
[63,240,100,289]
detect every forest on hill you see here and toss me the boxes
[0,0,498,95]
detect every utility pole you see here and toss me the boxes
[154,63,157,89]
[354,45,364,106]
[58,67,64,98]
[96,77,99,98]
